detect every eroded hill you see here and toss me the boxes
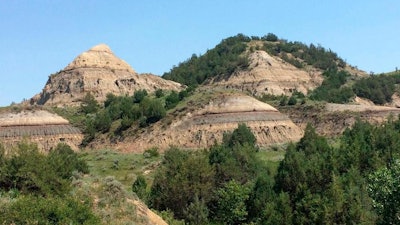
[0,108,82,152]
[111,91,303,152]
[30,44,183,106]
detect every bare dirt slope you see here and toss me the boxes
[115,92,303,152]
[30,44,183,106]
[206,50,323,96]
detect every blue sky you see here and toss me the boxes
[1,1,399,106]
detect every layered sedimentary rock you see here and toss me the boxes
[118,92,304,152]
[0,110,82,152]
[30,44,183,106]
[206,50,323,96]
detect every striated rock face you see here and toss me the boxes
[206,50,323,96]
[30,44,183,106]
[117,92,304,152]
[0,110,83,152]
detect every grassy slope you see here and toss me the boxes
[80,147,286,192]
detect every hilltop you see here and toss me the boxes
[29,44,183,106]
[163,34,367,96]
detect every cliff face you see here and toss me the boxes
[206,50,323,96]
[30,44,183,106]
[0,110,83,152]
[115,92,303,152]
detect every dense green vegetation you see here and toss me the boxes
[353,73,400,104]
[79,88,192,147]
[0,142,99,224]
[162,33,348,87]
[162,34,250,86]
[263,41,346,70]
[143,119,400,224]
[308,71,400,105]
[4,117,400,224]
[310,70,354,103]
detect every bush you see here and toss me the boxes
[133,89,148,103]
[132,175,147,200]
[0,142,88,197]
[144,147,160,158]
[287,96,297,105]
[0,195,100,225]
[99,176,126,206]
[80,93,99,114]
[212,180,251,224]
[223,123,256,148]
[155,89,164,98]
[165,91,180,109]
[263,33,278,42]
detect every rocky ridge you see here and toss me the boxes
[30,44,183,106]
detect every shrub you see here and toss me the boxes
[80,93,99,114]
[99,176,126,206]
[223,123,256,148]
[155,89,164,98]
[132,175,147,200]
[288,96,297,105]
[133,89,148,103]
[263,33,278,42]
[144,147,160,158]
[0,195,100,224]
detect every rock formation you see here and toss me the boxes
[206,50,323,96]
[30,44,183,106]
[0,110,82,152]
[117,92,304,152]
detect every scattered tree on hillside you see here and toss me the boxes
[162,34,250,86]
[81,92,99,114]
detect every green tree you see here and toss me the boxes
[183,195,209,225]
[149,148,215,219]
[155,89,164,98]
[48,143,89,179]
[93,110,112,133]
[80,92,99,114]
[0,195,100,225]
[209,143,262,186]
[0,142,72,196]
[262,33,278,42]
[165,91,180,109]
[212,180,251,224]
[368,160,400,224]
[132,174,147,200]
[288,95,297,105]
[224,123,256,148]
[133,89,148,103]
[247,175,276,221]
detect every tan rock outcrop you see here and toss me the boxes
[0,110,82,152]
[117,92,303,152]
[206,50,323,96]
[30,44,183,106]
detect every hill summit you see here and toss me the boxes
[64,43,135,73]
[30,44,182,106]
